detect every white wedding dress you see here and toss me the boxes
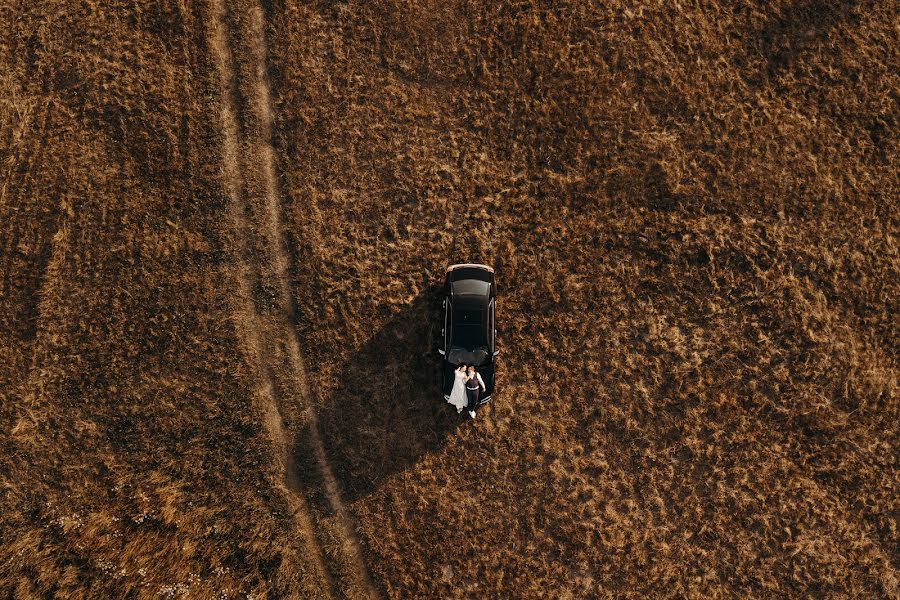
[447,369,468,413]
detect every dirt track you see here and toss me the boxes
[207,0,376,596]
[206,0,336,595]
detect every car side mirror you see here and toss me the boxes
[438,349,445,356]
[493,350,500,357]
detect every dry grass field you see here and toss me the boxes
[2,0,898,598]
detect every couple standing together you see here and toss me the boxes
[448,364,486,419]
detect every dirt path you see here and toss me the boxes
[208,1,377,598]
[207,1,336,597]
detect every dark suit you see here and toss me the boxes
[465,372,485,411]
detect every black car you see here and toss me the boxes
[439,263,498,404]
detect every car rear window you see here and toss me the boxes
[450,268,492,283]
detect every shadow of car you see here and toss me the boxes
[292,285,463,503]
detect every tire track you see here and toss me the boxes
[1,104,58,352]
[0,102,49,302]
[209,1,378,597]
[206,1,336,597]
[243,5,379,597]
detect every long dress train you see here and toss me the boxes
[448,370,468,413]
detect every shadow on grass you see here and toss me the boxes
[293,283,464,503]
[753,0,861,80]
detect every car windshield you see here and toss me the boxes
[447,346,490,367]
[453,324,486,349]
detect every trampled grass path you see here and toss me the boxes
[207,1,378,597]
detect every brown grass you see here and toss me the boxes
[1,0,327,597]
[1,0,898,598]
[266,0,898,597]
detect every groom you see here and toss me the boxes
[465,365,486,419]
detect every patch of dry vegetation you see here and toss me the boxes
[0,1,327,597]
[265,0,898,597]
[0,0,897,597]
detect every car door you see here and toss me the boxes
[490,298,496,353]
[444,299,452,353]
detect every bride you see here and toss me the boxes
[447,364,469,413]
